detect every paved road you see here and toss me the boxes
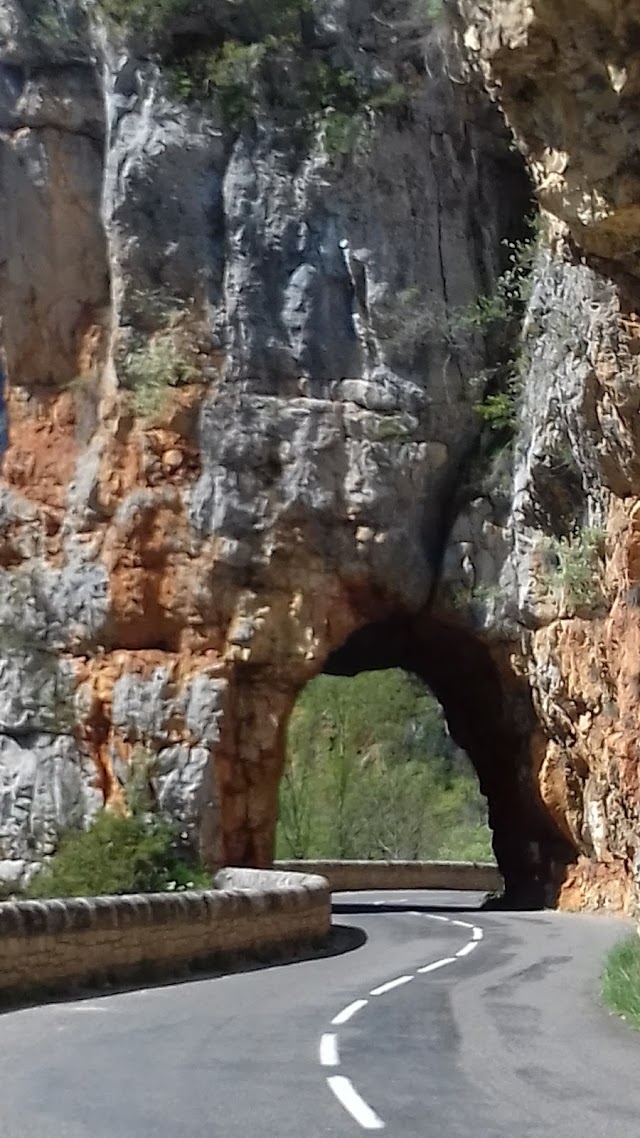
[0,890,638,1137]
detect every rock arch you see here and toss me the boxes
[217,608,576,908]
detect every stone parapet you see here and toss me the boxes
[275,860,502,893]
[0,868,330,1003]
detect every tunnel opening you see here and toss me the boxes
[278,615,577,908]
[278,667,493,865]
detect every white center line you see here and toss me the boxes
[417,956,457,974]
[321,905,487,1131]
[327,1076,385,1130]
[319,1033,340,1067]
[332,999,368,1026]
[370,975,413,997]
[456,941,477,958]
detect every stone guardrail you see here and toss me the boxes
[275,859,502,893]
[0,867,330,1004]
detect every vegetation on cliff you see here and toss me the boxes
[277,670,493,861]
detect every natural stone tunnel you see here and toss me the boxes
[321,617,577,906]
[252,612,577,908]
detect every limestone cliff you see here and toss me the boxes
[0,0,637,912]
[448,0,640,910]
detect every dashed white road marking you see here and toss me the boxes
[322,901,486,1130]
[456,941,477,958]
[327,1076,385,1131]
[332,999,368,1026]
[370,975,414,997]
[418,957,457,974]
[319,1033,340,1067]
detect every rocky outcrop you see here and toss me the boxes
[446,0,640,910]
[1,0,639,912]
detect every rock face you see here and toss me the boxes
[0,0,638,910]
[450,0,640,911]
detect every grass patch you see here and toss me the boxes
[602,936,640,1029]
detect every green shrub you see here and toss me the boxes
[322,109,369,156]
[474,370,520,433]
[26,810,210,899]
[543,525,605,613]
[602,936,640,1030]
[169,40,268,117]
[122,320,198,419]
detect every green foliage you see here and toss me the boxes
[374,415,412,441]
[152,0,410,141]
[454,230,538,337]
[542,525,605,613]
[22,0,85,50]
[27,809,210,898]
[168,36,389,141]
[27,744,210,899]
[322,110,369,156]
[414,0,445,20]
[473,371,520,433]
[379,222,539,447]
[122,317,198,419]
[369,82,411,111]
[99,0,189,34]
[168,40,267,117]
[277,670,493,862]
[602,937,640,1030]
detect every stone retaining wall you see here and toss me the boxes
[0,868,330,1002]
[275,860,502,893]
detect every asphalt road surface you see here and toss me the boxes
[0,890,637,1138]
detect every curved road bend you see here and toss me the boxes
[0,890,637,1138]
